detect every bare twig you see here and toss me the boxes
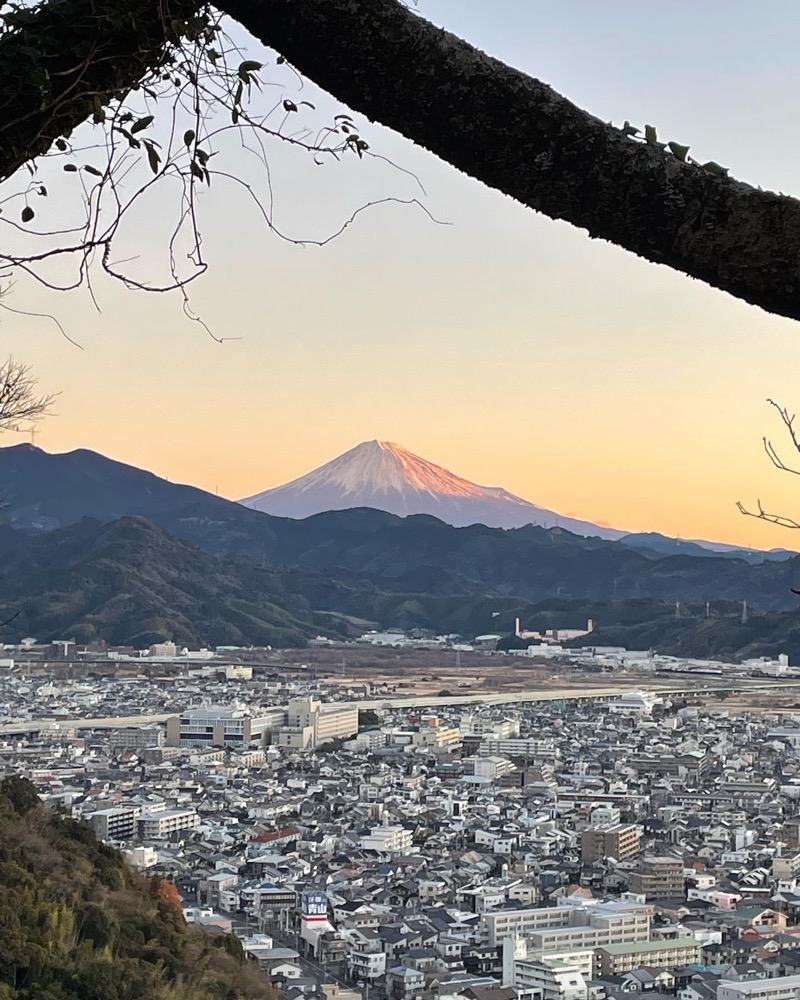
[0,357,56,430]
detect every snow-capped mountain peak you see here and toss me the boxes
[239,439,625,537]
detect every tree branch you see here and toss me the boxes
[736,499,800,530]
[5,0,800,321]
[0,0,200,185]
[217,0,800,323]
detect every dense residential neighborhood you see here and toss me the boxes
[4,642,800,1000]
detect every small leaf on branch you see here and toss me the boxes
[83,165,103,177]
[283,100,298,113]
[207,48,219,65]
[55,138,68,152]
[144,143,161,174]
[183,129,195,148]
[702,161,729,176]
[38,185,47,196]
[63,164,78,172]
[277,55,286,64]
[115,127,140,149]
[20,206,34,223]
[190,161,205,182]
[620,120,640,137]
[644,124,657,144]
[667,141,690,162]
[239,60,262,74]
[131,115,155,134]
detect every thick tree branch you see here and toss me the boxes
[4,0,800,322]
[218,0,800,324]
[0,0,199,185]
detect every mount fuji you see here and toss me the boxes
[240,439,627,539]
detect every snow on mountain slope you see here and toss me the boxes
[239,440,626,538]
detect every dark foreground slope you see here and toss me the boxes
[0,776,273,1000]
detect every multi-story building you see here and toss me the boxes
[507,952,589,1000]
[348,941,387,981]
[460,715,520,738]
[483,900,653,949]
[581,824,641,864]
[718,975,800,1000]
[137,806,199,839]
[595,937,701,976]
[503,937,594,984]
[628,856,685,899]
[277,698,359,750]
[89,806,140,841]
[412,725,461,750]
[167,706,285,748]
[109,725,165,752]
[472,756,517,781]
[360,825,413,854]
[477,737,559,760]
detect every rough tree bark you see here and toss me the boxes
[3,0,800,322]
[0,0,198,183]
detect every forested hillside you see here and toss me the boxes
[0,777,273,1000]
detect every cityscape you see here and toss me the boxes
[3,2,800,1000]
[5,638,800,1000]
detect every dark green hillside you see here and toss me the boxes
[0,776,273,1000]
[3,517,800,658]
[0,517,354,648]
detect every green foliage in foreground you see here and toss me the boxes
[0,777,273,1000]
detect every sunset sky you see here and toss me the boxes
[3,1,800,547]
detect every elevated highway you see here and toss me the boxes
[1,678,798,737]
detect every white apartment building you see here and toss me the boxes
[351,730,389,751]
[718,976,800,1000]
[412,726,461,749]
[109,725,165,751]
[608,690,662,715]
[360,825,413,854]
[460,715,520,738]
[472,756,517,781]
[503,944,588,1000]
[504,937,595,983]
[477,738,558,759]
[483,900,653,949]
[277,698,359,749]
[137,807,199,839]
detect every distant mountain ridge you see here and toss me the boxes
[1,443,798,615]
[1,514,800,658]
[240,439,628,538]
[239,439,793,563]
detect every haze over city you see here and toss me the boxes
[4,1,800,547]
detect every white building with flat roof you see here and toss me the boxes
[718,976,800,1000]
[360,825,413,854]
[167,705,285,748]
